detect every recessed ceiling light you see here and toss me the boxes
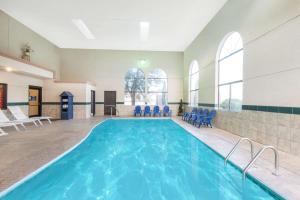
[6,67,13,72]
[140,21,150,41]
[72,19,95,40]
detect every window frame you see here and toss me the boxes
[124,68,146,106]
[0,83,8,110]
[189,61,199,107]
[147,68,168,105]
[217,32,243,111]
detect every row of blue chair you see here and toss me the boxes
[134,105,172,117]
[182,108,216,128]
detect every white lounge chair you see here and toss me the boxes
[8,106,52,125]
[0,123,19,136]
[7,106,41,126]
[0,110,25,136]
[0,124,10,136]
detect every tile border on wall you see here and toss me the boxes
[185,103,300,115]
[242,105,300,115]
[42,102,60,105]
[42,102,91,105]
[95,102,123,104]
[7,102,28,106]
[198,103,216,107]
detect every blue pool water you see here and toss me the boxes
[0,119,283,200]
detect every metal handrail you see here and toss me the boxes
[104,105,120,117]
[224,138,255,166]
[242,146,279,180]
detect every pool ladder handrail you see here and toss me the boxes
[224,137,255,166]
[242,145,279,180]
[224,138,279,180]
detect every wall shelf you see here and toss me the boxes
[0,53,55,79]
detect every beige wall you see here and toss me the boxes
[2,0,300,156]
[0,10,60,79]
[0,71,43,103]
[0,71,42,119]
[43,80,96,119]
[60,49,184,104]
[183,0,300,106]
[0,9,184,118]
[183,0,300,156]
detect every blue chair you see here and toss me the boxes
[182,112,188,120]
[186,107,197,122]
[191,107,197,113]
[183,111,190,121]
[189,114,198,125]
[194,109,209,128]
[144,106,151,117]
[134,106,142,116]
[183,107,198,121]
[197,108,203,115]
[153,106,161,117]
[202,110,217,128]
[202,109,209,116]
[163,105,172,117]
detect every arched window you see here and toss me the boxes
[147,68,168,105]
[189,61,199,106]
[124,68,145,105]
[217,32,243,111]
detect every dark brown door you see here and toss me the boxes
[104,91,116,115]
[91,90,96,116]
[28,86,42,117]
[0,83,7,110]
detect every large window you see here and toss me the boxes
[124,68,145,105]
[147,69,168,105]
[218,32,243,111]
[189,61,199,106]
[0,83,7,110]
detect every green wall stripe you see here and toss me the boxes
[168,102,182,105]
[42,102,91,105]
[74,102,91,105]
[42,102,60,105]
[7,102,28,106]
[10,102,299,115]
[278,107,293,114]
[96,102,123,105]
[242,105,300,115]
[44,102,179,105]
[293,107,300,115]
[43,102,124,105]
[198,103,216,107]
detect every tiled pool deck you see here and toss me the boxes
[0,116,300,199]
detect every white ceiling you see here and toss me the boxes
[0,0,227,51]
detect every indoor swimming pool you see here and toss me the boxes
[0,119,283,200]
